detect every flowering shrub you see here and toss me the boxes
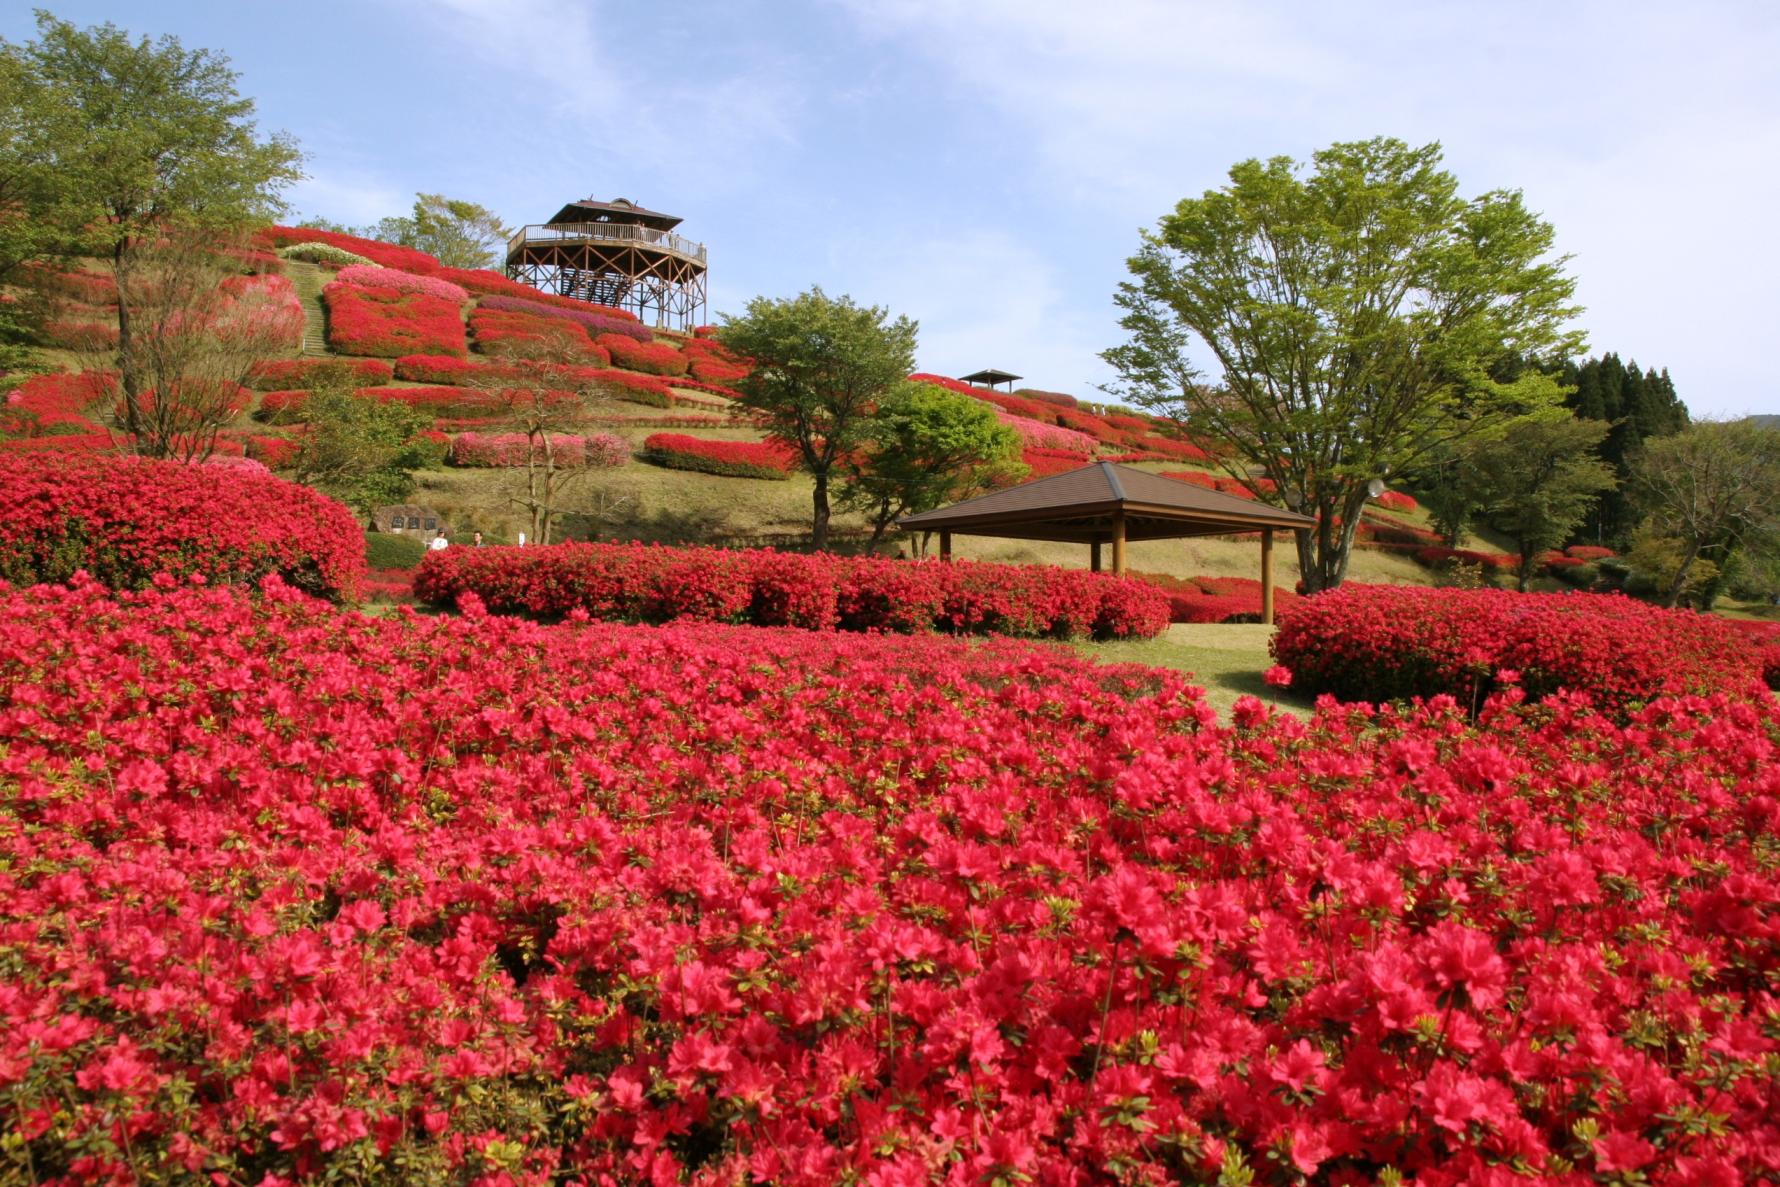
[247,357,394,390]
[1016,447,1083,479]
[0,430,117,455]
[332,264,470,303]
[1,371,108,437]
[243,433,301,468]
[995,411,1098,455]
[1272,585,1765,711]
[276,241,374,267]
[0,452,363,599]
[3,580,1776,1184]
[415,543,1169,639]
[217,272,306,353]
[1014,386,1080,408]
[448,432,616,468]
[641,432,795,478]
[1566,544,1617,561]
[1160,469,1277,499]
[598,333,690,377]
[1413,545,1521,573]
[20,262,117,304]
[468,307,608,362]
[258,225,443,274]
[1375,489,1419,512]
[362,387,504,418]
[477,294,650,340]
[321,282,467,358]
[1136,571,1305,623]
[1133,433,1212,461]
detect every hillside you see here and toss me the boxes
[3,226,1529,591]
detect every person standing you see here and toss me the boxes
[429,532,449,552]
[473,531,484,547]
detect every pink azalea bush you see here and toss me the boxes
[0,579,1775,1184]
[414,543,1171,639]
[1272,585,1764,712]
[0,452,364,599]
[995,411,1098,455]
[332,264,470,304]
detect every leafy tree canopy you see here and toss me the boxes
[1465,413,1617,591]
[717,288,918,548]
[1104,137,1584,591]
[1631,419,1780,607]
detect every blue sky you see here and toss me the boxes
[10,1,1779,417]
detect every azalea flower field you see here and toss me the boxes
[0,574,1775,1185]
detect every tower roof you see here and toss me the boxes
[545,197,683,230]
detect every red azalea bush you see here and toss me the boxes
[1136,571,1305,623]
[0,452,364,599]
[1,371,108,437]
[598,333,690,377]
[1272,585,1764,711]
[1017,447,1085,479]
[414,543,1170,639]
[259,226,443,274]
[2,581,1776,1185]
[332,264,470,304]
[1722,619,1780,690]
[361,387,503,418]
[1413,546,1521,573]
[477,294,650,341]
[449,432,596,468]
[243,434,301,468]
[1014,386,1080,408]
[996,411,1098,455]
[1374,490,1419,512]
[1566,544,1617,561]
[322,283,467,358]
[641,433,795,479]
[247,357,394,390]
[468,308,608,362]
[1160,470,1277,499]
[1133,434,1212,461]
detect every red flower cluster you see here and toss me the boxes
[1722,619,1780,689]
[597,334,690,378]
[1,371,108,437]
[1133,434,1212,461]
[477,294,650,341]
[1413,546,1522,572]
[1272,585,1765,711]
[247,358,395,390]
[1136,572,1305,623]
[363,387,504,418]
[1014,386,1079,409]
[2,579,1775,1184]
[468,307,610,363]
[1161,469,1277,499]
[641,432,796,479]
[0,452,364,599]
[449,432,628,469]
[259,226,441,274]
[1566,544,1617,561]
[1374,490,1419,512]
[243,434,301,468]
[332,264,469,304]
[1017,447,1086,479]
[414,543,1171,639]
[321,282,467,358]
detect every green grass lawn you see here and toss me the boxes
[1060,623,1316,720]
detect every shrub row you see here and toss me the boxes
[1161,469,1277,498]
[598,333,689,377]
[468,307,609,362]
[333,263,469,303]
[414,543,1171,638]
[449,431,629,468]
[1,371,108,437]
[0,452,363,599]
[321,282,467,358]
[995,409,1098,455]
[246,357,395,390]
[1272,585,1765,711]
[640,432,795,479]
[476,293,650,340]
[1136,571,1305,623]
[275,240,373,266]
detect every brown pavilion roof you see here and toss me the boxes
[959,368,1023,386]
[898,461,1315,542]
[545,197,683,230]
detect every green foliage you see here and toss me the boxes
[1631,419,1780,607]
[365,530,427,570]
[717,287,918,548]
[276,241,372,266]
[1624,520,1719,605]
[840,381,1026,543]
[1561,353,1688,543]
[1465,414,1617,590]
[1104,137,1583,592]
[352,193,512,270]
[292,385,433,516]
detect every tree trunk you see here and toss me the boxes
[1661,540,1702,608]
[112,240,146,451]
[811,468,831,550]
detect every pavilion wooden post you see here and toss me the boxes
[939,531,952,563]
[1111,512,1127,576]
[1260,528,1275,626]
[1090,540,1102,572]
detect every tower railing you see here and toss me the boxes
[507,222,707,265]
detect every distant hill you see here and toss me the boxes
[1749,414,1780,429]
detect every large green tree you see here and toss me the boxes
[292,385,435,516]
[1466,414,1617,591]
[718,288,918,548]
[839,381,1025,545]
[1630,419,1780,607]
[1560,353,1688,545]
[1104,137,1584,591]
[357,194,512,270]
[2,11,302,438]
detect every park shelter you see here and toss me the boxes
[958,368,1023,392]
[898,461,1317,624]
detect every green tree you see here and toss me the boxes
[840,381,1025,545]
[344,194,512,269]
[718,288,918,549]
[1630,419,1780,607]
[3,11,303,436]
[1104,137,1584,592]
[1560,353,1688,544]
[292,386,435,516]
[1466,414,1617,591]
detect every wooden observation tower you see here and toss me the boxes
[504,197,707,329]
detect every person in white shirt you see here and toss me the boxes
[429,533,449,551]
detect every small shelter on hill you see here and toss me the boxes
[373,504,445,542]
[898,461,1316,624]
[959,368,1022,392]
